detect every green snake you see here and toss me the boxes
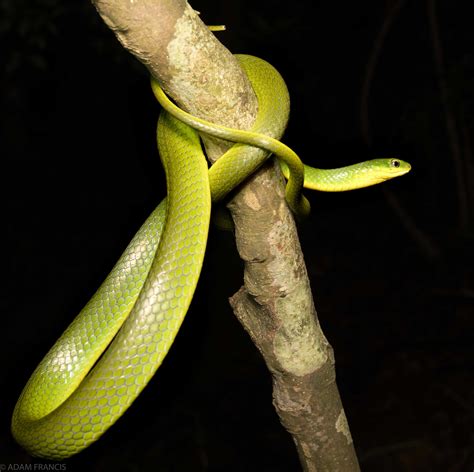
[12,55,410,459]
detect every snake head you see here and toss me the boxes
[372,158,411,182]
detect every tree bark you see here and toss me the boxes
[91,0,360,470]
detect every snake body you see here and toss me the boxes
[12,55,410,459]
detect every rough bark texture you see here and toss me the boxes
[228,162,359,471]
[91,0,360,470]
[92,0,256,159]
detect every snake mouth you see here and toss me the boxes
[397,162,411,176]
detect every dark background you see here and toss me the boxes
[1,1,473,471]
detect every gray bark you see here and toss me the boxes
[91,1,360,469]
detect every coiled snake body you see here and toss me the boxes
[12,55,410,459]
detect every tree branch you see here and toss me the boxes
[228,162,359,471]
[92,0,257,159]
[91,0,360,469]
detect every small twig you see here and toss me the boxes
[359,439,424,463]
[461,120,473,220]
[442,385,474,418]
[426,0,469,229]
[360,0,441,261]
[382,187,440,260]
[360,0,406,144]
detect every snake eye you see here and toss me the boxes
[390,159,401,168]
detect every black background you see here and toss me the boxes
[1,1,473,471]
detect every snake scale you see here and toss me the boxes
[12,55,411,459]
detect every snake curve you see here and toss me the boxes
[12,55,410,459]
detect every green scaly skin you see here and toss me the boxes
[279,158,411,191]
[12,55,411,460]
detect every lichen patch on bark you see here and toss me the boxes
[336,409,353,445]
[166,4,256,133]
[243,189,262,211]
[273,304,329,376]
[167,4,214,107]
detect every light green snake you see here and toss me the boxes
[12,55,410,459]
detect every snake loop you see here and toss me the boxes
[12,55,410,459]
